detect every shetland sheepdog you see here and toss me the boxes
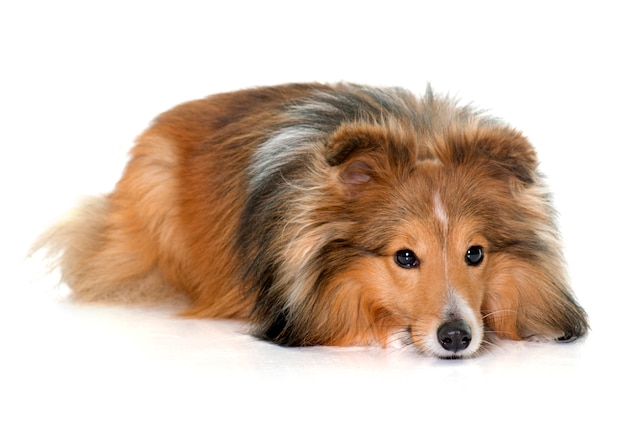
[34,83,588,358]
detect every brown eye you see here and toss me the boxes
[465,246,484,266]
[395,249,419,269]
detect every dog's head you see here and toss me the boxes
[250,94,588,358]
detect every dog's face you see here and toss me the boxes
[377,217,490,357]
[331,160,498,358]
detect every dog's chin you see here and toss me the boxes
[436,348,482,359]
[428,348,481,360]
[405,342,481,359]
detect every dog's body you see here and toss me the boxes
[36,83,588,358]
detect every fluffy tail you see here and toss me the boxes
[31,195,181,304]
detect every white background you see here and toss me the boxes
[1,1,624,421]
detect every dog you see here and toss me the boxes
[34,82,588,358]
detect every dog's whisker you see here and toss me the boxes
[482,309,518,319]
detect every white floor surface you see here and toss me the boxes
[2,272,619,421]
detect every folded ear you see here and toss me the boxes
[326,124,385,167]
[437,126,538,185]
[325,124,388,192]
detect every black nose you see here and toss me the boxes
[437,320,472,352]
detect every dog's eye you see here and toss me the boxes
[465,246,484,266]
[394,249,419,269]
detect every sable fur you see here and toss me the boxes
[34,82,588,358]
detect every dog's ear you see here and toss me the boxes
[482,256,589,343]
[439,126,538,185]
[326,124,385,167]
[326,124,387,189]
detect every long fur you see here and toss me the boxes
[33,82,588,357]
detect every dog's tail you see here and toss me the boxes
[31,195,180,304]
